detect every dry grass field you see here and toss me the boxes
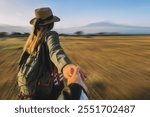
[0,35,150,100]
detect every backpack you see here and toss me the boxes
[17,35,61,99]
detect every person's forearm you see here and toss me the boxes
[46,31,72,73]
[50,46,72,73]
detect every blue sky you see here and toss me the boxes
[0,0,150,28]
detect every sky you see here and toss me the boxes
[0,0,150,28]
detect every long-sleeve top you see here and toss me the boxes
[46,31,72,73]
[17,30,72,96]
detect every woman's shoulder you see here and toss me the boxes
[45,30,59,37]
[44,30,59,43]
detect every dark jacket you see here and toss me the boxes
[58,83,88,100]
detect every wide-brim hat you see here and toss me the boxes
[30,7,60,26]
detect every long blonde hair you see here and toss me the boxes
[24,23,54,55]
[24,27,44,55]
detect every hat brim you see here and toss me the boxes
[30,16,60,25]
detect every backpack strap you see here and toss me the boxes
[43,31,61,86]
[53,66,60,86]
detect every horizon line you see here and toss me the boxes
[0,21,150,28]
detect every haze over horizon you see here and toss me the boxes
[0,0,150,28]
[1,21,150,34]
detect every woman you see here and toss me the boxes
[17,7,86,100]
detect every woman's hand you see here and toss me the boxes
[63,64,76,79]
[67,66,88,92]
[63,64,87,81]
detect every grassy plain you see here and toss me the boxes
[0,35,150,99]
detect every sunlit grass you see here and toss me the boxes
[0,36,150,99]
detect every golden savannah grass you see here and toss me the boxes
[0,35,150,99]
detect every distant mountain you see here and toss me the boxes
[0,24,30,34]
[56,22,150,34]
[1,22,150,34]
[84,22,123,27]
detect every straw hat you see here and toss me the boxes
[30,7,60,25]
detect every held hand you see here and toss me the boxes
[63,64,87,81]
[63,64,76,80]
[67,66,88,92]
